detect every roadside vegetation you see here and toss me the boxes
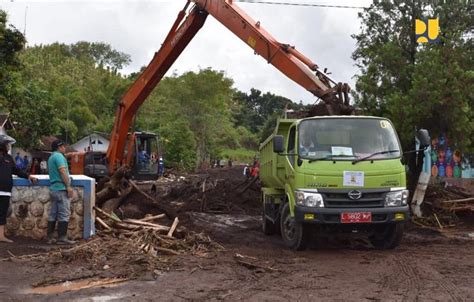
[0,0,472,170]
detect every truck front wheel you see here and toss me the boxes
[369,223,404,250]
[280,202,309,250]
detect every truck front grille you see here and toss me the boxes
[320,190,387,208]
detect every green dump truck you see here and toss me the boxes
[260,116,429,250]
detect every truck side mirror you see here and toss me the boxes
[417,129,430,149]
[273,135,284,153]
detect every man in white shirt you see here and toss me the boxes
[299,132,315,156]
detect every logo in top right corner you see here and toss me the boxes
[416,18,440,44]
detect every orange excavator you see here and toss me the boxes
[68,0,353,180]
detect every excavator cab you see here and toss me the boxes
[131,132,160,180]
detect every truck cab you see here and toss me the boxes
[260,116,427,250]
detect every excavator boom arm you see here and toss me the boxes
[107,4,208,171]
[191,0,351,113]
[107,0,352,173]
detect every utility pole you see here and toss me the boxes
[23,5,28,39]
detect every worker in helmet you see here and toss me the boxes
[0,135,37,243]
[158,156,165,177]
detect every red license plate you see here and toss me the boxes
[341,212,372,223]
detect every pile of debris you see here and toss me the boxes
[1,215,223,283]
[425,183,474,213]
[143,167,261,217]
[414,180,473,229]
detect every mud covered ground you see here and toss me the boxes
[1,166,473,301]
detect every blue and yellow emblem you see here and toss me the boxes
[415,18,440,43]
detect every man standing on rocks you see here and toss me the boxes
[0,135,37,243]
[47,139,75,245]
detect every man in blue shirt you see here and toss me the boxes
[15,152,23,170]
[47,140,75,245]
[23,155,29,172]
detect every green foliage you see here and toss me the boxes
[232,88,292,136]
[16,42,131,143]
[70,41,131,71]
[221,148,257,164]
[352,1,473,152]
[136,68,237,169]
[6,80,59,149]
[1,7,309,170]
[160,118,197,171]
[0,10,25,77]
[0,10,57,149]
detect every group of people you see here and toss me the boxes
[138,147,165,177]
[212,158,233,168]
[243,159,260,179]
[0,136,75,245]
[14,153,48,174]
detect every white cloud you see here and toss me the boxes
[1,0,370,104]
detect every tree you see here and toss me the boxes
[0,10,58,149]
[8,81,60,149]
[0,9,25,109]
[135,68,237,168]
[352,1,473,152]
[16,42,131,143]
[232,88,293,136]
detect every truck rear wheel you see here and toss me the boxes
[369,223,404,250]
[280,202,309,250]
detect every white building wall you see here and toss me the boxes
[71,134,109,153]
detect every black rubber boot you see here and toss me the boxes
[46,221,56,244]
[56,221,76,245]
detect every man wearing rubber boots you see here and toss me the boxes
[46,139,76,245]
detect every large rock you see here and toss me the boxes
[13,203,28,219]
[30,201,45,217]
[22,217,36,230]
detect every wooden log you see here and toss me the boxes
[157,246,180,255]
[94,206,121,223]
[237,176,258,194]
[444,186,472,198]
[433,213,443,229]
[96,217,112,230]
[439,197,474,204]
[96,166,130,205]
[141,214,166,222]
[114,222,141,231]
[129,180,177,219]
[114,222,169,233]
[101,198,122,214]
[167,217,179,238]
[129,180,157,202]
[123,218,170,230]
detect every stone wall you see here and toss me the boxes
[5,175,95,240]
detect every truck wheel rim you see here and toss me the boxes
[283,215,296,240]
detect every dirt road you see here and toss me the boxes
[2,217,473,301]
[1,167,473,301]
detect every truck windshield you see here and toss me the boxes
[298,118,401,161]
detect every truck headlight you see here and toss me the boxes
[385,190,409,207]
[295,191,324,208]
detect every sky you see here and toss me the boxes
[1,0,372,104]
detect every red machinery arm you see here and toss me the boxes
[107,3,209,172]
[190,0,352,113]
[107,0,352,172]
